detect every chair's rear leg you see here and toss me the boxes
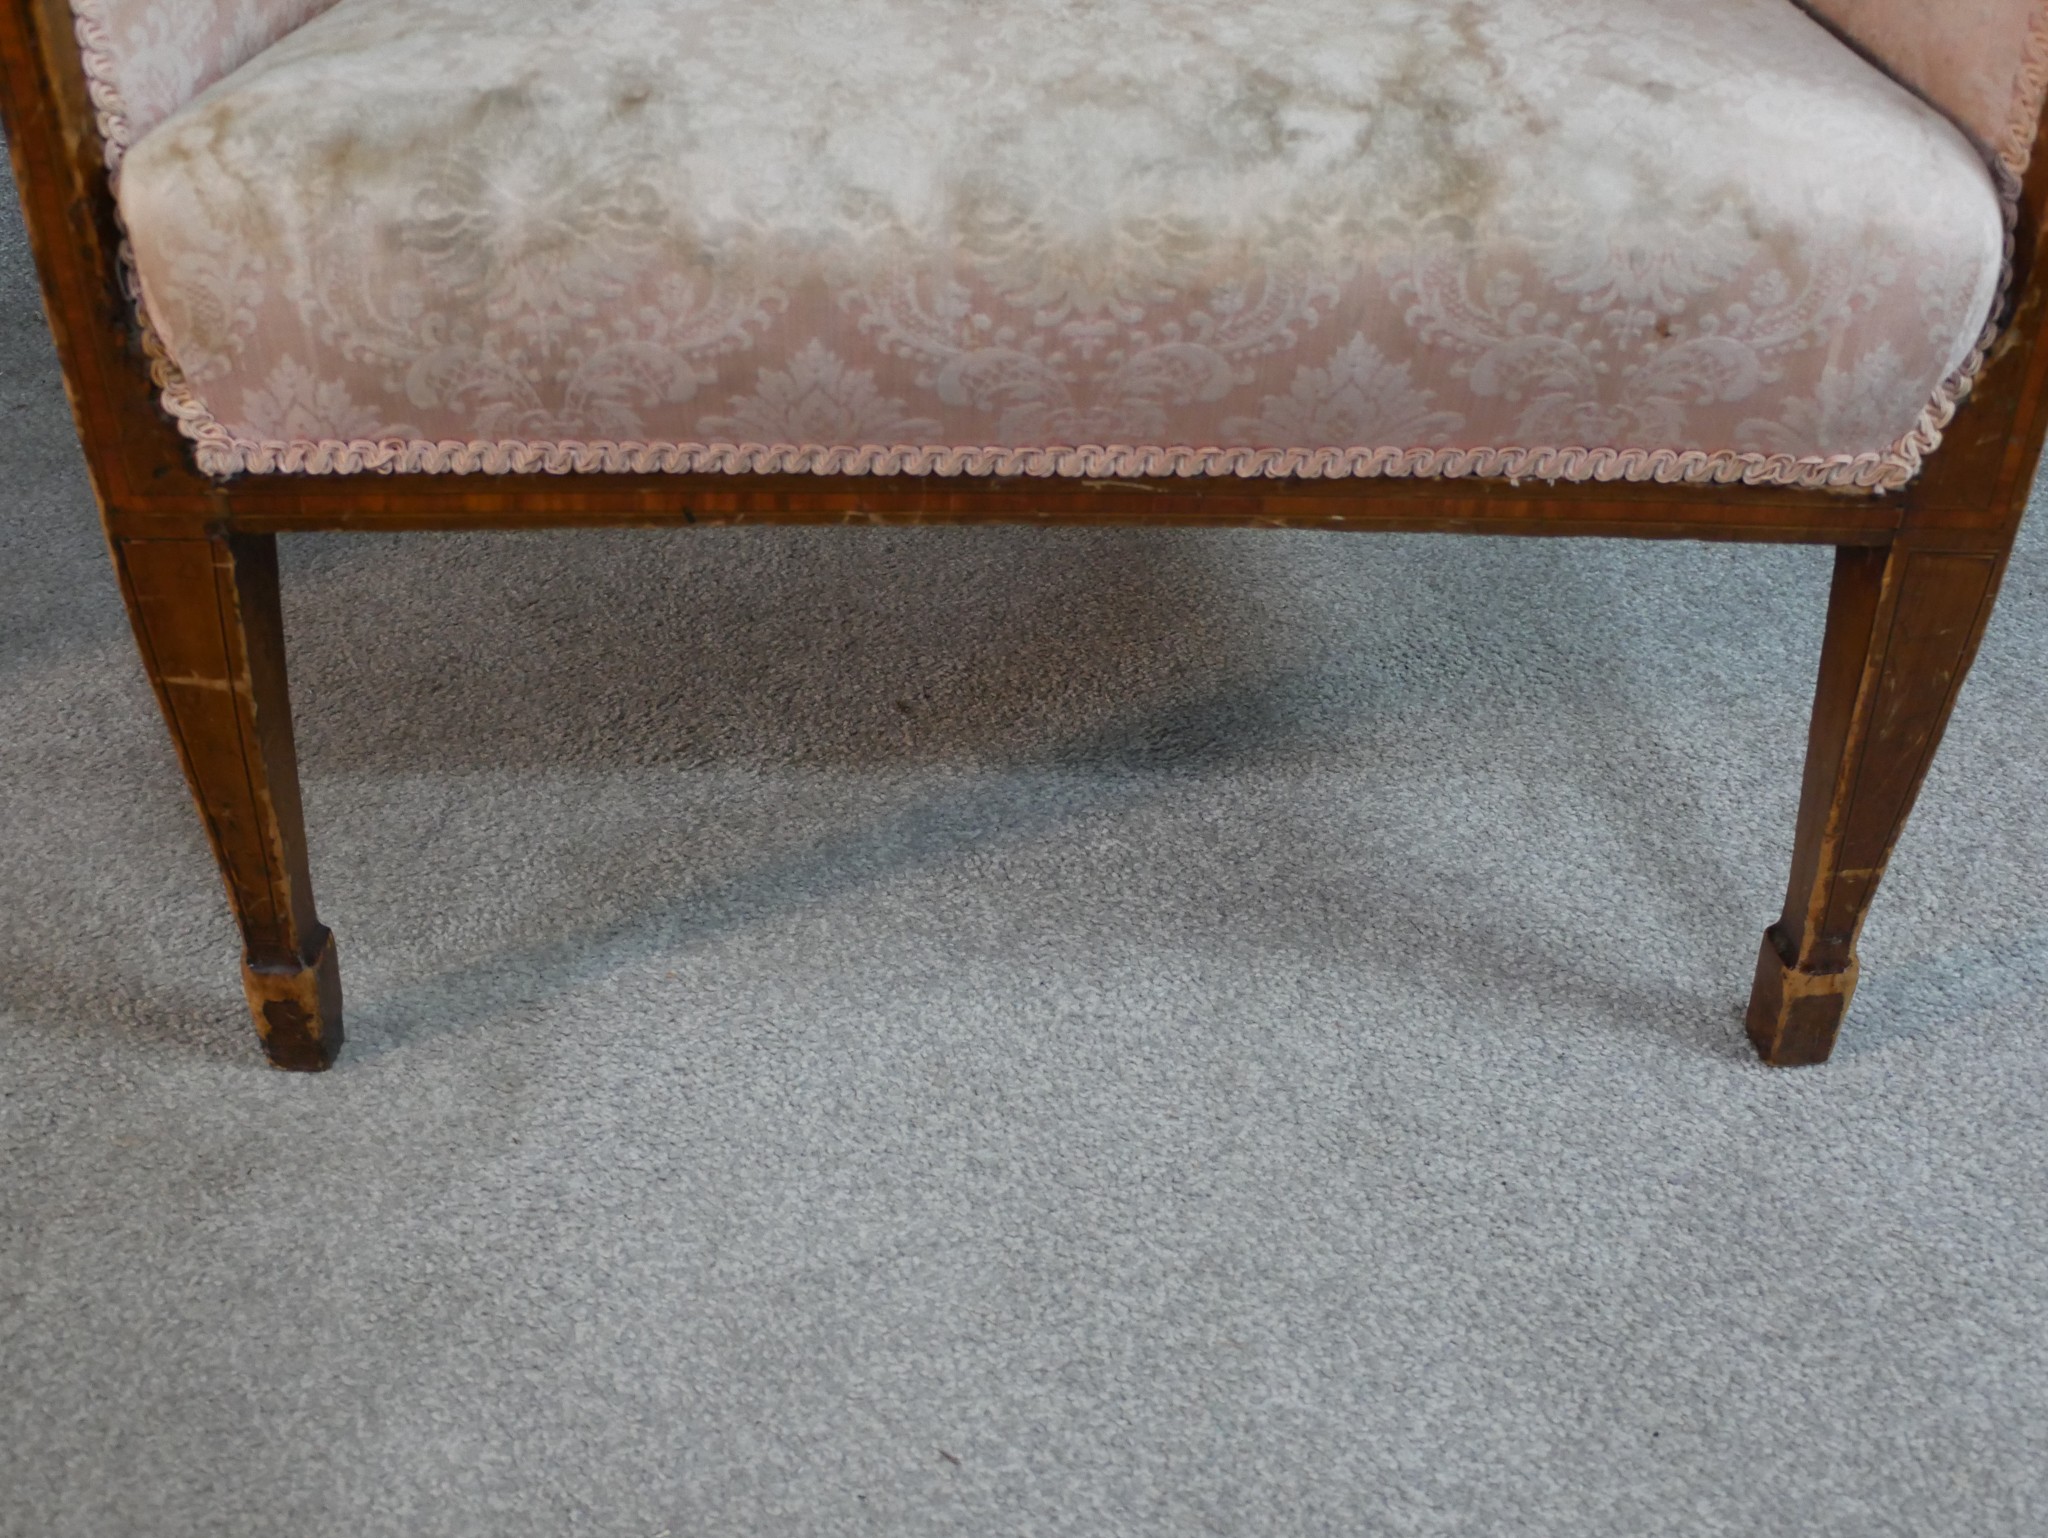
[1748,540,2006,1066]
[111,532,342,1070]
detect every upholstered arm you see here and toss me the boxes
[68,0,339,165]
[1802,0,2048,175]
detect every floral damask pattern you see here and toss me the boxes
[238,354,387,442]
[702,343,943,447]
[1740,344,1926,458]
[69,0,340,166]
[1223,336,1465,450]
[106,0,2013,484]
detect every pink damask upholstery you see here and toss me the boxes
[68,0,340,165]
[1801,0,2048,175]
[111,0,2007,487]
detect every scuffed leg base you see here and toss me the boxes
[1745,925,1858,1068]
[241,928,344,1072]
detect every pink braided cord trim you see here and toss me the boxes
[155,411,1956,490]
[2002,3,2048,176]
[65,0,136,180]
[145,275,2010,490]
[68,0,2021,493]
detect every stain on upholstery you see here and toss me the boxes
[110,0,2007,481]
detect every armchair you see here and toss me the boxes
[5,0,2045,1070]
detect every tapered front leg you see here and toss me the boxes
[111,532,342,1070]
[1748,541,2006,1066]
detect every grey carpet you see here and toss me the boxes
[4,162,2046,1538]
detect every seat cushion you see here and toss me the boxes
[117,0,2007,486]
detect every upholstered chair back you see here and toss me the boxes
[69,0,341,166]
[1802,0,2048,176]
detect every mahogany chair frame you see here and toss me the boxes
[6,0,2046,1070]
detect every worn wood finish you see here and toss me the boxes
[208,470,1907,546]
[113,534,342,1069]
[1746,542,2007,1065]
[6,0,2046,1067]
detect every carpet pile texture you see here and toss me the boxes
[4,163,2045,1536]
